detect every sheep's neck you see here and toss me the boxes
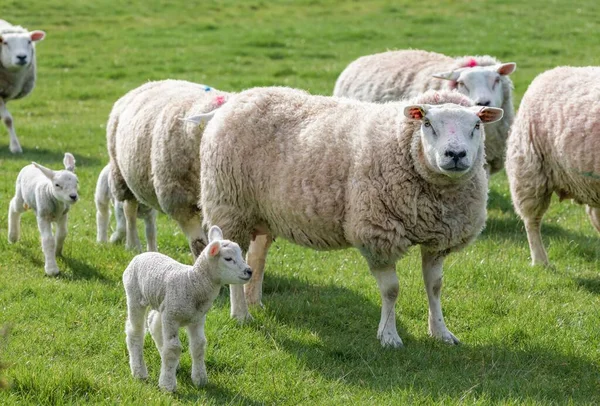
[189,255,221,306]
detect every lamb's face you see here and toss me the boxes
[0,30,45,71]
[52,170,79,205]
[214,241,253,285]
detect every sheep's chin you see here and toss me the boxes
[438,167,471,179]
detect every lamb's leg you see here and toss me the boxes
[147,310,163,352]
[8,195,25,243]
[370,264,403,348]
[110,200,126,244]
[187,317,208,387]
[125,301,148,380]
[96,199,110,243]
[421,248,459,344]
[158,317,181,392]
[144,210,158,252]
[586,206,600,233]
[244,234,272,306]
[123,200,142,252]
[177,216,206,259]
[37,217,59,276]
[0,99,22,154]
[55,214,68,256]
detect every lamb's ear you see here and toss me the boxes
[63,153,76,172]
[497,62,516,76]
[182,111,216,126]
[208,225,223,243]
[471,106,504,124]
[30,31,46,42]
[207,240,221,258]
[432,70,461,81]
[32,162,55,180]
[403,104,429,121]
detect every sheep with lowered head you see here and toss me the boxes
[107,79,229,256]
[0,20,45,153]
[506,66,600,266]
[123,225,252,392]
[334,50,516,174]
[200,87,503,348]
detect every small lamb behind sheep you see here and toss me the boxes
[123,226,252,392]
[505,66,600,266]
[8,153,78,276]
[0,20,45,153]
[95,163,157,251]
[334,50,516,174]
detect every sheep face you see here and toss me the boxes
[0,30,45,71]
[32,153,79,204]
[206,226,253,284]
[404,104,503,178]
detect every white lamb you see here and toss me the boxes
[0,20,45,153]
[123,225,252,392]
[505,66,600,266]
[107,80,230,256]
[95,163,157,251]
[199,87,503,348]
[8,153,78,276]
[333,50,516,174]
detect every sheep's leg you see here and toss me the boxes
[187,317,208,387]
[123,200,142,252]
[144,210,158,252]
[110,200,126,244]
[37,217,59,276]
[244,234,272,306]
[147,310,163,352]
[96,199,110,243]
[521,193,552,266]
[8,195,25,243]
[158,317,181,392]
[370,265,403,348]
[586,206,600,234]
[177,216,206,259]
[421,248,459,344]
[125,302,148,380]
[0,99,22,154]
[55,214,68,257]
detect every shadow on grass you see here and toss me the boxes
[0,146,101,167]
[574,277,600,294]
[174,381,263,405]
[487,188,514,213]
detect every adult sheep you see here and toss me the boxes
[506,66,600,266]
[334,50,516,174]
[200,87,503,348]
[0,20,45,153]
[107,80,229,256]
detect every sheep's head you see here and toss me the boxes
[405,103,503,179]
[432,63,516,109]
[0,28,45,71]
[32,153,79,205]
[204,226,252,285]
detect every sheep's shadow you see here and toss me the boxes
[487,188,514,213]
[574,277,600,295]
[173,377,263,405]
[0,146,101,166]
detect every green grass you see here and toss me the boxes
[1,0,600,404]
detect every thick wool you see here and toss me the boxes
[505,66,600,266]
[333,50,515,173]
[201,87,491,347]
[107,80,230,255]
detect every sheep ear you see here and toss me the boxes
[472,106,504,124]
[30,31,46,42]
[403,105,428,121]
[207,241,221,258]
[63,153,76,172]
[208,225,223,243]
[432,70,461,81]
[497,62,516,76]
[32,162,55,180]
[182,111,216,126]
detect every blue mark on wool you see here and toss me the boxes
[205,86,212,92]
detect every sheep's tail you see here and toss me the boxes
[181,110,217,126]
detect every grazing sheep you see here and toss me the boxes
[95,163,157,251]
[123,226,252,392]
[333,50,516,174]
[0,20,45,153]
[107,80,230,256]
[200,87,503,348]
[8,153,78,276]
[505,66,600,266]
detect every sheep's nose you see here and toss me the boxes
[244,268,253,278]
[476,100,491,107]
[16,55,27,64]
[445,150,467,163]
[70,194,78,202]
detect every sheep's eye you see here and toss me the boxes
[28,40,32,44]
[423,120,431,128]
[475,122,481,130]
[224,257,233,262]
[55,183,61,188]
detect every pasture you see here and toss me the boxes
[1,0,599,404]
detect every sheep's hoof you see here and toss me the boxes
[110,232,124,244]
[231,311,253,323]
[159,379,176,392]
[378,330,404,348]
[432,329,460,345]
[192,371,208,387]
[9,144,23,154]
[8,234,19,244]
[45,266,60,276]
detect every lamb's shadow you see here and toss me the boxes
[0,146,101,166]
[574,277,600,295]
[173,376,263,405]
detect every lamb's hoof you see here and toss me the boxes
[432,329,460,345]
[9,144,23,154]
[231,311,253,323]
[159,379,176,392]
[378,330,404,348]
[245,295,264,308]
[192,371,208,387]
[8,234,18,244]
[110,232,124,244]
[132,369,148,381]
[45,266,60,276]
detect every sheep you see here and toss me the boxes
[95,163,157,251]
[199,87,503,348]
[0,20,45,153]
[123,225,253,392]
[505,66,600,266]
[333,50,516,174]
[8,153,78,276]
[107,79,230,256]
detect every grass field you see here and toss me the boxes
[1,0,599,404]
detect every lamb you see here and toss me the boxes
[0,20,45,153]
[8,153,78,276]
[333,50,516,174]
[107,80,230,256]
[505,66,600,266]
[123,225,252,392]
[199,87,503,348]
[95,163,157,251]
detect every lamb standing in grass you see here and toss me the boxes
[95,163,157,251]
[107,80,230,256]
[123,226,252,392]
[8,153,78,276]
[505,66,600,266]
[334,50,516,174]
[200,87,503,348]
[0,20,45,153]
